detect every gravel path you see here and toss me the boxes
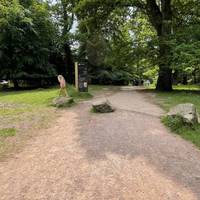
[0,87,200,200]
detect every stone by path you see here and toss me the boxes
[0,87,200,200]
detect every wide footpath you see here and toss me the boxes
[0,87,200,200]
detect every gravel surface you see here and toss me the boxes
[0,87,200,200]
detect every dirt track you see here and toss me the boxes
[0,87,200,200]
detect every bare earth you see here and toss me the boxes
[0,87,200,200]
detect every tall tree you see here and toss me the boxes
[145,0,173,90]
[0,0,57,88]
[75,0,191,91]
[51,0,76,83]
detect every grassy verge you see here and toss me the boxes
[0,85,101,157]
[0,85,95,107]
[153,85,200,149]
[162,116,200,148]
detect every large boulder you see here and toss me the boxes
[92,99,114,113]
[53,96,74,108]
[167,103,199,124]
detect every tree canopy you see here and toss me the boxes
[0,0,200,90]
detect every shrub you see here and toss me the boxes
[162,115,192,132]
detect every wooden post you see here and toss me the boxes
[75,62,78,90]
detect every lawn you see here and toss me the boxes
[0,85,95,107]
[0,85,102,156]
[154,85,200,149]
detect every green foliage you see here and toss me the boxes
[1,0,200,88]
[143,66,158,81]
[76,3,158,84]
[162,115,190,132]
[0,0,58,81]
[75,0,200,89]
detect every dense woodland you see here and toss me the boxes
[0,0,200,91]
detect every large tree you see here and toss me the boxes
[51,0,76,83]
[145,0,173,91]
[75,0,198,91]
[0,0,57,88]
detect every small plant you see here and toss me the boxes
[0,128,16,137]
[162,115,191,132]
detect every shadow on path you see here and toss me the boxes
[76,88,200,199]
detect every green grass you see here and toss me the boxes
[154,85,200,149]
[148,84,200,91]
[156,90,200,113]
[0,85,96,105]
[0,85,95,115]
[0,128,16,137]
[162,116,200,148]
[0,87,58,116]
[173,84,200,91]
[0,88,57,106]
[0,84,105,119]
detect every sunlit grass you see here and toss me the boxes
[0,85,96,108]
[173,84,200,91]
[0,88,57,106]
[156,91,200,113]
[154,85,200,149]
[148,84,200,91]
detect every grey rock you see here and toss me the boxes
[53,96,73,107]
[92,99,114,113]
[167,103,199,124]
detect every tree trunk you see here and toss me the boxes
[146,0,173,91]
[64,43,74,84]
[172,70,179,84]
[61,0,75,84]
[156,68,172,91]
[156,0,173,91]
[182,75,188,85]
[13,79,19,89]
[156,33,173,91]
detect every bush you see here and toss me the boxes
[162,115,192,132]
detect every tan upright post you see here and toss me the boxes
[75,62,78,91]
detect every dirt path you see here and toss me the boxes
[0,87,200,200]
